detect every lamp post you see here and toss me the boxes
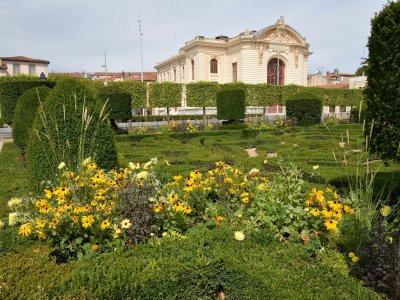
[101,51,108,86]
[138,12,144,83]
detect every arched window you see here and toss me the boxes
[210,58,218,74]
[267,58,285,85]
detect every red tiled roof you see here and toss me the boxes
[49,72,84,78]
[318,83,349,89]
[0,56,50,64]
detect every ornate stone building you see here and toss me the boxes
[155,17,311,86]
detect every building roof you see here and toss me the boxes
[318,83,349,89]
[0,56,50,64]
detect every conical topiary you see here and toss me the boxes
[27,78,118,189]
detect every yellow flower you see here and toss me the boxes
[37,231,46,239]
[310,208,320,217]
[168,194,178,203]
[348,252,355,258]
[39,205,51,214]
[234,231,245,241]
[241,197,249,204]
[190,170,202,179]
[35,199,47,208]
[49,218,60,229]
[344,205,355,215]
[18,223,32,237]
[305,199,313,206]
[121,219,132,229]
[71,216,79,223]
[35,219,47,228]
[44,189,53,199]
[352,256,360,263]
[312,165,319,170]
[183,206,192,214]
[172,202,184,212]
[173,175,182,181]
[216,216,224,222]
[82,215,95,228]
[54,187,69,197]
[58,162,66,169]
[248,168,259,177]
[380,206,392,217]
[91,200,98,207]
[92,174,105,184]
[328,200,342,211]
[100,219,111,230]
[324,219,338,231]
[333,210,343,220]
[153,204,163,213]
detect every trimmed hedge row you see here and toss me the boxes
[0,225,380,299]
[286,92,323,126]
[217,88,246,121]
[0,80,55,124]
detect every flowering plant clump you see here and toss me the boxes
[303,187,355,246]
[150,161,268,235]
[14,158,160,261]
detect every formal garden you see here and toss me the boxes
[0,2,399,299]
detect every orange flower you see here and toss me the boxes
[91,244,99,251]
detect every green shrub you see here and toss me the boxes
[148,82,182,108]
[98,86,132,132]
[0,225,380,299]
[217,88,245,121]
[0,80,55,124]
[365,1,400,160]
[12,86,51,162]
[350,102,372,124]
[27,78,118,190]
[286,92,322,126]
[108,81,147,108]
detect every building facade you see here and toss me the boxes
[155,17,311,86]
[0,56,50,77]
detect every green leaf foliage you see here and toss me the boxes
[13,86,52,156]
[364,1,400,160]
[0,225,380,299]
[186,81,220,107]
[109,81,147,108]
[98,86,132,120]
[286,92,322,126]
[149,82,182,108]
[0,80,55,124]
[217,88,245,121]
[27,78,118,190]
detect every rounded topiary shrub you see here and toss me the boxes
[27,78,118,189]
[217,88,245,121]
[285,92,322,126]
[98,86,132,132]
[13,86,51,162]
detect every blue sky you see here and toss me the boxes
[0,0,388,74]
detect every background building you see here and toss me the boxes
[155,17,311,86]
[0,56,49,77]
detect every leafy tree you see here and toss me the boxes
[365,1,400,160]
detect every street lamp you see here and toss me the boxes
[101,51,108,85]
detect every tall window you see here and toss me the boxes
[191,59,195,80]
[29,64,36,75]
[210,58,218,74]
[13,63,20,75]
[232,63,237,82]
[173,68,176,82]
[267,58,285,85]
[182,66,185,79]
